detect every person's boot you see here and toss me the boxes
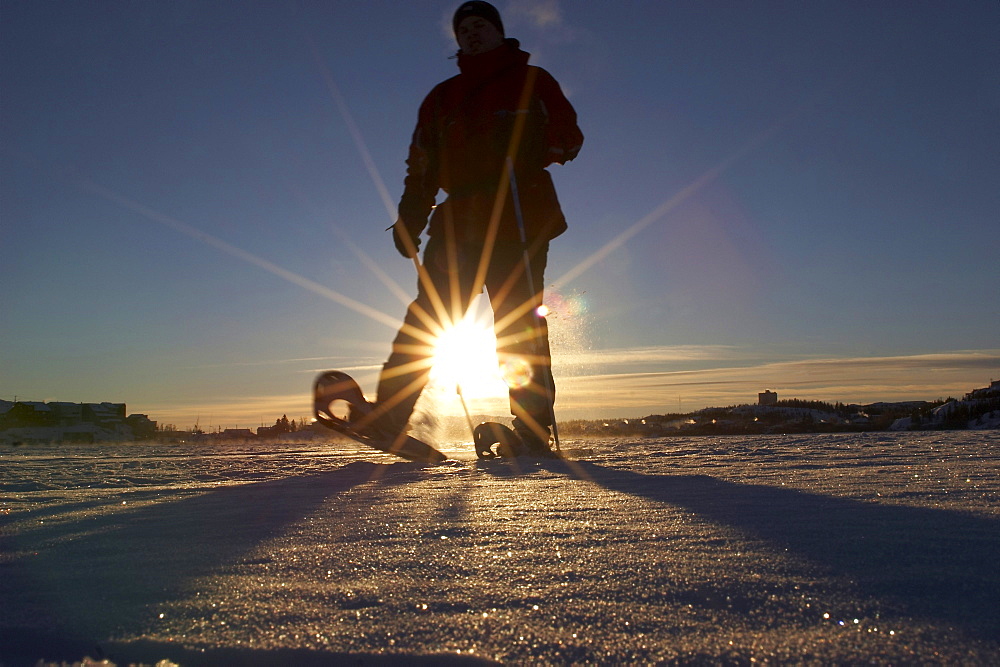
[512,418,559,458]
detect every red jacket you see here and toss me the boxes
[398,40,583,244]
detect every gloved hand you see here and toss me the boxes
[391,220,421,259]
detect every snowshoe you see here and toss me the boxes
[513,418,561,459]
[474,421,524,459]
[313,370,372,428]
[313,370,447,463]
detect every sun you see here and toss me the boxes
[429,307,508,399]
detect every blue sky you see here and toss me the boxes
[3,1,998,430]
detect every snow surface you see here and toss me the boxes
[2,432,999,665]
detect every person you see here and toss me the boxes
[363,1,583,455]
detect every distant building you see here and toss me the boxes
[221,428,255,439]
[126,413,158,439]
[759,390,778,406]
[82,402,126,426]
[968,380,1000,400]
[49,402,83,423]
[1,400,135,442]
[1,402,52,427]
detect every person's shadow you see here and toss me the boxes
[1,461,490,666]
[538,459,1000,641]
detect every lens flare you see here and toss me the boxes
[542,290,589,319]
[500,356,533,389]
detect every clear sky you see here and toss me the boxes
[3,1,998,430]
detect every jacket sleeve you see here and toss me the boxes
[536,68,583,166]
[396,88,443,236]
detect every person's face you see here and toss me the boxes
[456,16,504,55]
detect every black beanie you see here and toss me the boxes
[453,1,504,38]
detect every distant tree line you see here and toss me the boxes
[774,399,849,415]
[257,414,312,437]
[272,415,301,433]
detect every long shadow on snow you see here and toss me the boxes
[0,460,435,666]
[546,460,1000,640]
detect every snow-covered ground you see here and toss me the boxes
[2,431,998,665]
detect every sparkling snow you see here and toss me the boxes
[2,431,998,664]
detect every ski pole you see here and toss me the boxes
[505,157,561,452]
[402,225,479,444]
[456,382,478,441]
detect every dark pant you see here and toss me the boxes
[375,234,554,435]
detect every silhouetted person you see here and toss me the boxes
[365,1,583,455]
